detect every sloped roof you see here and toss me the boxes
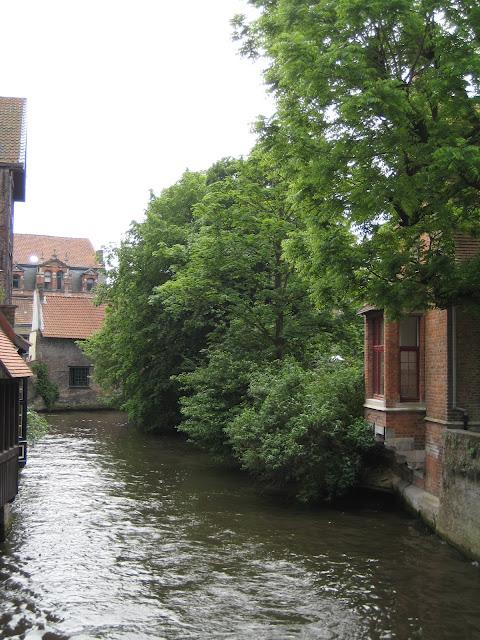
[42,295,106,339]
[14,234,99,268]
[12,295,33,326]
[0,328,31,378]
[0,97,27,168]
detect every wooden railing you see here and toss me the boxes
[0,379,22,506]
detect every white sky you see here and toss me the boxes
[1,0,273,250]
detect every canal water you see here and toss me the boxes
[0,412,479,639]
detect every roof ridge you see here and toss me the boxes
[14,232,93,242]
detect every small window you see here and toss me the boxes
[86,277,95,292]
[12,274,20,289]
[69,366,90,388]
[56,271,63,290]
[399,316,419,401]
[44,271,52,290]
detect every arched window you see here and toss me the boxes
[44,271,52,290]
[56,271,63,291]
[86,277,95,292]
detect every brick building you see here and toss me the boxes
[11,233,103,338]
[361,236,480,498]
[30,293,106,408]
[9,233,107,408]
[0,97,32,539]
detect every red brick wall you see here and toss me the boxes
[365,408,425,448]
[425,421,444,496]
[456,307,480,422]
[424,309,450,422]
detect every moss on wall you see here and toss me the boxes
[438,429,480,560]
[443,430,480,480]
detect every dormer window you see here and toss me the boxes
[44,271,52,290]
[56,271,64,291]
[86,277,95,292]
[12,274,20,289]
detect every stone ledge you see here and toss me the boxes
[365,401,426,413]
[392,477,439,529]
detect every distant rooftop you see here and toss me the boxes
[12,295,33,327]
[42,295,106,339]
[14,234,100,269]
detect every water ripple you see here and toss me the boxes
[0,412,479,639]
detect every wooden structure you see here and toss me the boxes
[0,323,30,518]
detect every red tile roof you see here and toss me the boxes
[14,234,99,268]
[0,97,27,168]
[0,329,31,378]
[12,295,33,326]
[42,295,106,339]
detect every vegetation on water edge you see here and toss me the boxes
[31,362,59,411]
[27,409,50,444]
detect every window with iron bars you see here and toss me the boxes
[69,367,90,388]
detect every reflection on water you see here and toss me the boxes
[0,411,479,639]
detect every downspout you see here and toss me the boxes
[451,306,469,430]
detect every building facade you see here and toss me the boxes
[9,233,106,408]
[30,292,106,408]
[12,233,103,338]
[361,236,480,557]
[0,97,32,539]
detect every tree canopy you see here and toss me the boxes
[84,148,371,501]
[235,0,480,313]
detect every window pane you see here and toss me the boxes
[373,317,384,345]
[399,317,418,347]
[69,367,90,387]
[379,351,384,395]
[400,351,418,399]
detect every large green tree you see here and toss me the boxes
[85,150,371,500]
[153,148,367,488]
[235,0,480,313]
[84,171,208,430]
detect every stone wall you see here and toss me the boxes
[33,335,106,408]
[437,429,480,559]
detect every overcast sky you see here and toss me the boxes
[2,0,273,250]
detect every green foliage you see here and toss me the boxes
[31,362,59,411]
[83,170,208,431]
[27,409,50,443]
[226,358,373,502]
[238,0,480,314]
[85,149,368,500]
